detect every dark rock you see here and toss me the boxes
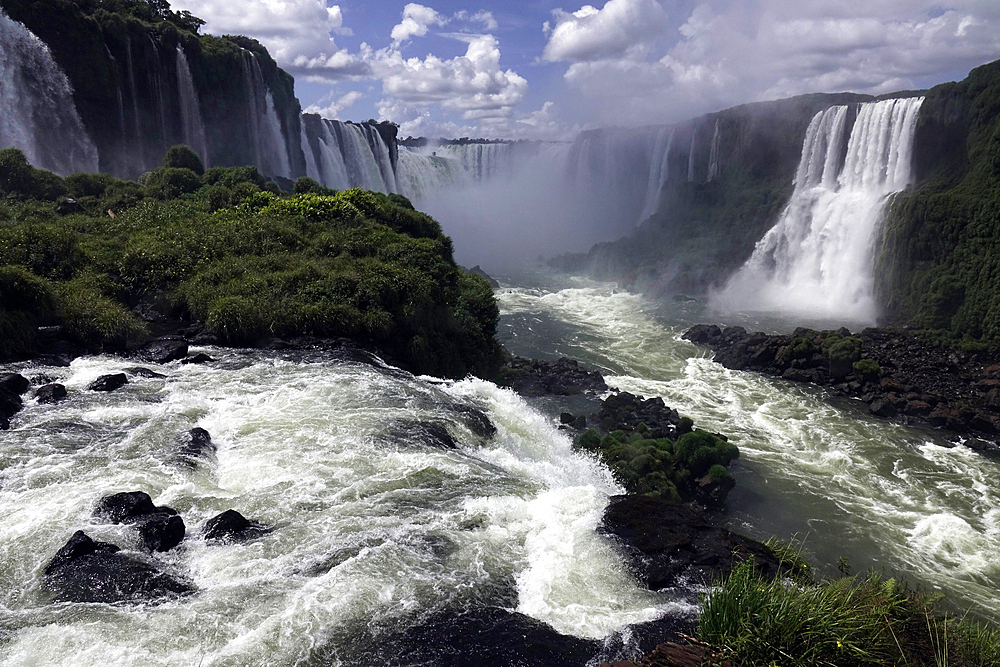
[0,373,29,395]
[681,324,721,345]
[869,398,898,418]
[87,373,127,392]
[35,383,67,403]
[180,353,214,365]
[135,514,186,552]
[124,367,167,379]
[94,491,176,524]
[0,386,23,429]
[468,265,500,288]
[392,420,457,449]
[43,531,194,603]
[501,356,608,397]
[592,392,679,440]
[33,354,71,367]
[174,427,216,466]
[600,495,779,590]
[203,509,271,543]
[137,339,188,364]
[444,403,497,439]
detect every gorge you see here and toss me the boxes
[5,1,1000,665]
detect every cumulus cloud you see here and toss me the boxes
[390,3,447,44]
[304,90,365,118]
[541,0,669,62]
[374,34,528,117]
[544,0,1000,127]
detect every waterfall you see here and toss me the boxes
[395,148,464,199]
[686,133,696,182]
[707,120,720,181]
[300,122,322,183]
[711,97,924,323]
[0,10,98,175]
[239,51,291,179]
[175,46,208,166]
[360,124,397,192]
[639,127,673,221]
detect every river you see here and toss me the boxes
[0,271,998,666]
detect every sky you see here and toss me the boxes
[170,0,1000,140]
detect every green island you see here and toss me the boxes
[0,145,502,379]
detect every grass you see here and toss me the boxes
[697,559,1000,666]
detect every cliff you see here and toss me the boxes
[876,59,1000,343]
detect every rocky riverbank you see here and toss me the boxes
[685,324,1000,449]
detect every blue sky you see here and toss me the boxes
[172,0,1000,140]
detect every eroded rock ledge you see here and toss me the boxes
[685,324,1000,448]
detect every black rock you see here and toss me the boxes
[135,514,186,552]
[600,495,779,590]
[392,420,458,449]
[137,339,188,364]
[87,373,127,392]
[180,353,214,365]
[94,491,176,524]
[203,509,271,543]
[444,403,497,439]
[32,354,71,367]
[0,387,23,429]
[124,367,168,379]
[0,373,29,395]
[174,427,216,466]
[55,197,82,214]
[35,383,67,403]
[43,531,194,603]
[502,356,608,397]
[468,265,500,288]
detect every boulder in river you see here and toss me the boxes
[136,339,188,364]
[173,427,216,467]
[43,531,194,603]
[203,509,271,543]
[87,373,127,392]
[35,383,67,403]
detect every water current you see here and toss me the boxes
[2,271,1000,666]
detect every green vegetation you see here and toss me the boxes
[877,59,1000,346]
[0,147,503,378]
[698,558,1000,667]
[574,422,738,503]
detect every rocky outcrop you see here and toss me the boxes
[0,373,28,429]
[42,531,194,603]
[685,324,1000,446]
[95,491,185,552]
[600,495,779,590]
[499,356,608,397]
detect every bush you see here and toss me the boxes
[55,277,148,349]
[162,144,205,175]
[0,265,57,357]
[853,358,881,378]
[0,148,66,200]
[142,167,202,199]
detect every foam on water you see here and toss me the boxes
[0,349,678,665]
[498,276,1000,621]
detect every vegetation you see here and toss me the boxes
[574,421,738,503]
[877,59,1000,346]
[0,147,503,378]
[698,558,1000,667]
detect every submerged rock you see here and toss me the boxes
[173,427,216,467]
[124,366,167,379]
[203,509,271,543]
[87,373,127,392]
[500,356,608,397]
[35,383,67,403]
[43,531,194,603]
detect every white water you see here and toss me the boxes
[639,127,674,222]
[0,10,98,175]
[240,51,291,180]
[497,273,1000,623]
[713,97,924,323]
[175,46,209,168]
[0,349,685,666]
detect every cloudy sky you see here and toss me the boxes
[171,0,1000,140]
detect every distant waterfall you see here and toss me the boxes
[394,143,516,199]
[712,97,924,323]
[240,51,291,179]
[707,120,720,182]
[0,10,98,174]
[175,46,208,166]
[299,117,398,192]
[639,127,673,221]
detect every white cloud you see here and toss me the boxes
[541,0,669,63]
[390,3,447,44]
[454,10,499,31]
[304,90,365,118]
[374,34,528,116]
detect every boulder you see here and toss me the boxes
[391,420,457,449]
[124,367,167,379]
[87,373,127,392]
[181,353,214,365]
[94,491,176,524]
[501,356,608,397]
[43,531,194,603]
[0,373,29,395]
[35,383,67,403]
[0,386,23,429]
[444,403,497,439]
[174,427,216,466]
[203,509,271,543]
[137,339,188,364]
[135,514,186,552]
[600,495,779,590]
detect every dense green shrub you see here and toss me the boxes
[55,277,148,349]
[162,144,205,175]
[142,167,202,199]
[0,265,57,357]
[0,148,66,200]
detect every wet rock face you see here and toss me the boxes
[136,339,189,364]
[203,509,271,544]
[87,373,127,392]
[35,383,67,403]
[684,324,1000,445]
[500,356,608,397]
[173,427,216,467]
[42,531,194,604]
[94,491,185,552]
[600,495,780,590]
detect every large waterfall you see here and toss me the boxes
[175,45,208,168]
[0,10,98,175]
[711,97,924,324]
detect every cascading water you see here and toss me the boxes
[0,10,98,175]
[711,97,924,324]
[707,120,720,182]
[239,51,291,180]
[639,127,674,222]
[175,46,209,167]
